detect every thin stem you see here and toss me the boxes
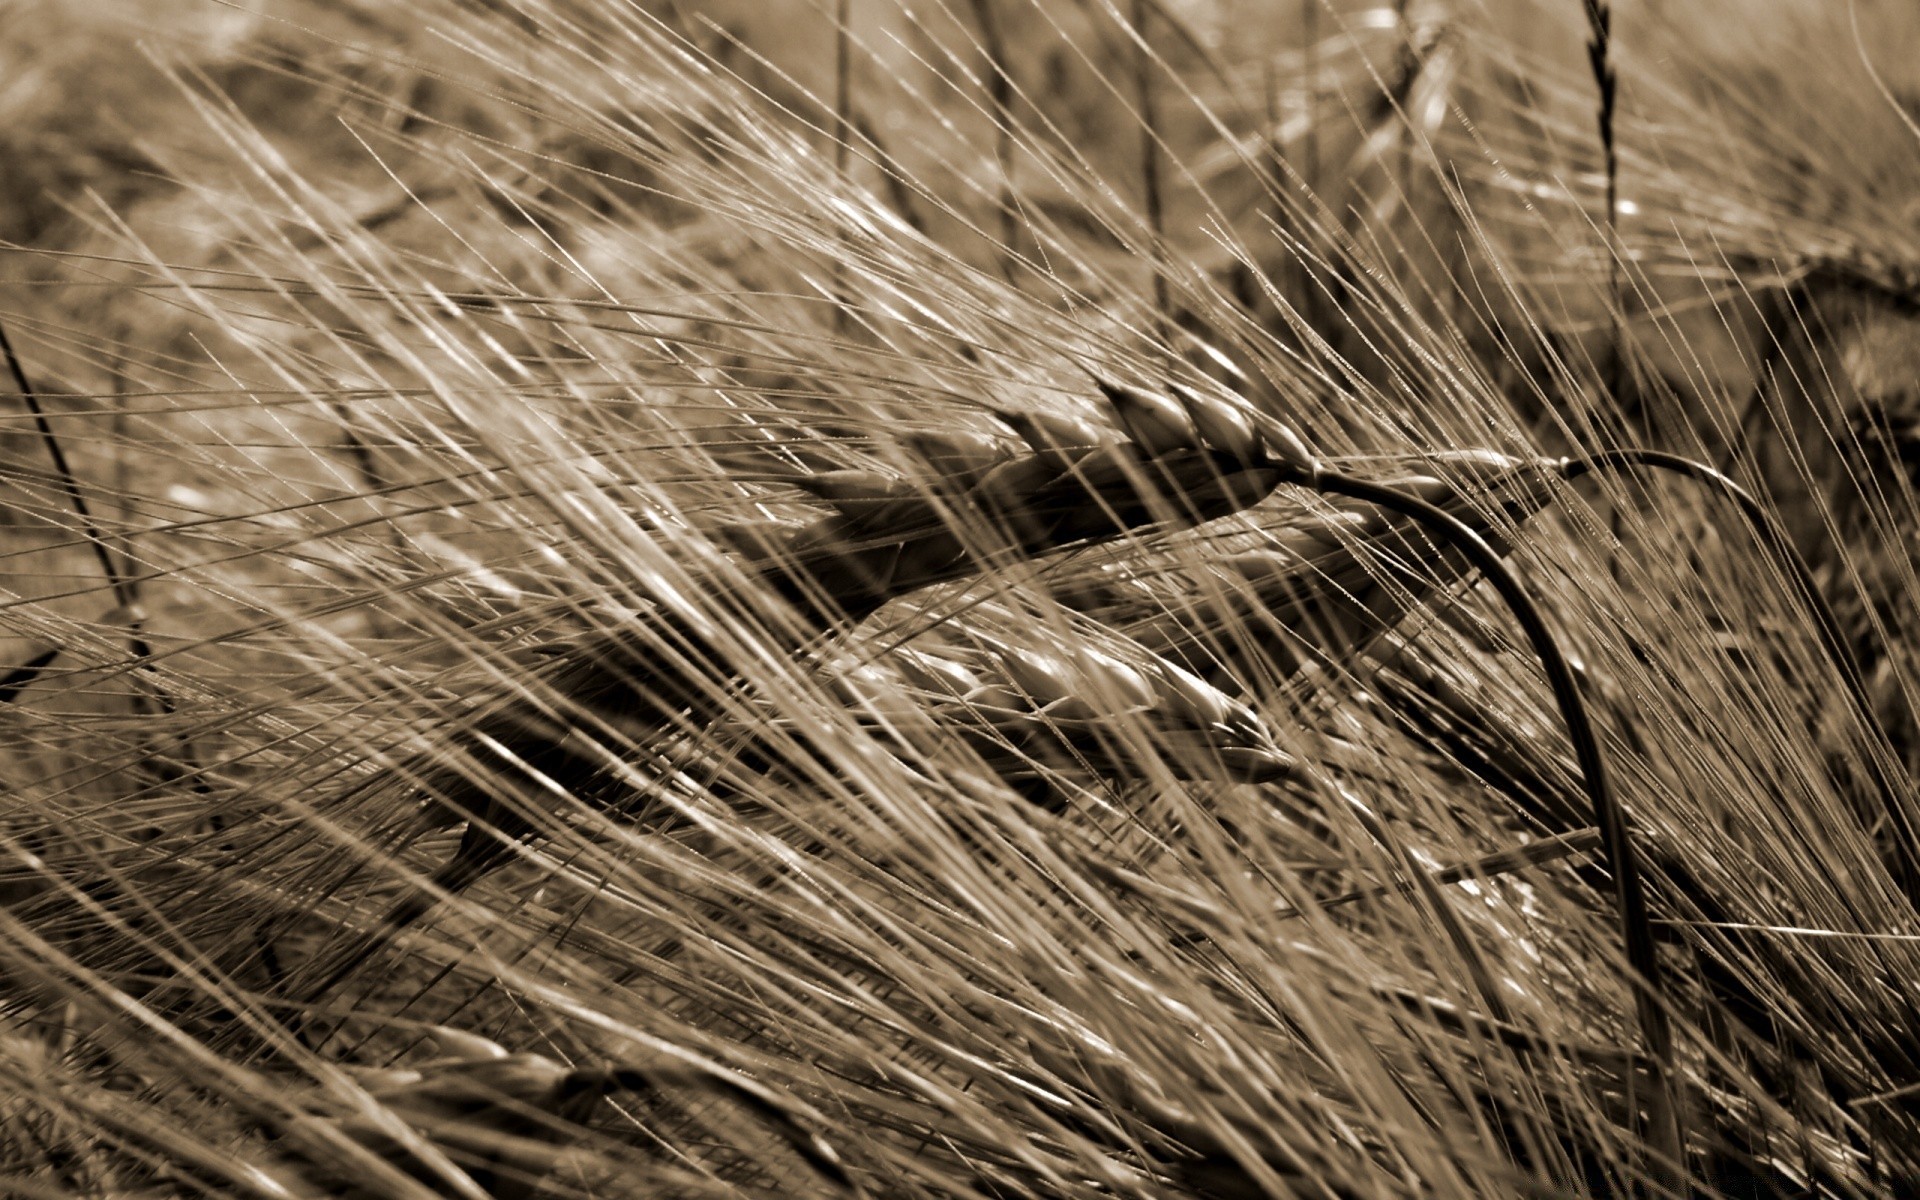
[833,0,853,177]
[1311,469,1684,1182]
[967,0,1018,279]
[1301,0,1319,198]
[1130,0,1168,338]
[832,0,854,335]
[851,111,925,232]
[1,323,130,608]
[0,321,170,716]
[0,647,60,704]
[1581,0,1626,437]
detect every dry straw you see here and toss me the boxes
[8,1,1920,1195]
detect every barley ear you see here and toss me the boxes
[789,469,915,506]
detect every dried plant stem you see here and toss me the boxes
[1,327,137,620]
[832,0,855,334]
[1130,0,1169,337]
[851,111,925,231]
[834,0,853,175]
[1311,468,1684,1184]
[0,321,173,725]
[967,0,1019,277]
[0,647,61,704]
[1581,0,1625,432]
[1301,0,1320,197]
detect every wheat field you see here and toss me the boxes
[3,1,1919,1197]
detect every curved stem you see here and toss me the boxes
[1563,448,1920,899]
[1311,469,1682,1174]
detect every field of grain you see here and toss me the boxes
[3,2,1920,1197]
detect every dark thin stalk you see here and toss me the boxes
[1130,0,1169,339]
[1578,0,1638,631]
[0,322,171,717]
[832,0,855,335]
[1,324,134,613]
[1301,0,1320,199]
[1392,0,1416,234]
[1563,449,1920,899]
[326,399,407,648]
[0,647,60,704]
[833,0,853,177]
[967,0,1018,278]
[1311,468,1684,1183]
[332,400,387,494]
[851,111,926,234]
[1581,0,1625,436]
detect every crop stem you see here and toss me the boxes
[1313,468,1684,1184]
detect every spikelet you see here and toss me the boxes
[995,407,1110,468]
[822,660,925,725]
[928,627,1297,793]
[1169,383,1262,465]
[993,645,1083,711]
[788,468,917,508]
[891,647,985,698]
[1243,409,1320,478]
[1099,380,1320,478]
[1100,382,1201,456]
[898,428,1013,482]
[1070,643,1162,715]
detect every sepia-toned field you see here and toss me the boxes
[3,2,1920,1196]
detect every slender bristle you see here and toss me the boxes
[4,2,1919,1197]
